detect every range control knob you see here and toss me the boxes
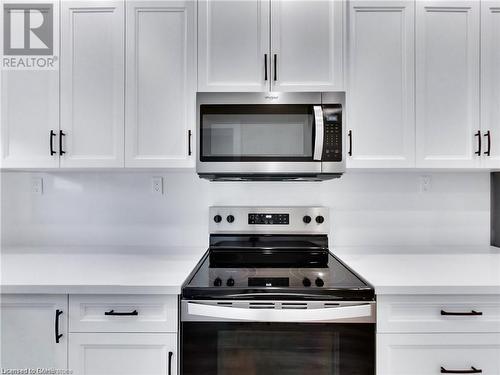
[214,215,222,223]
[302,277,312,287]
[315,215,325,224]
[315,278,325,287]
[227,215,235,223]
[303,215,312,224]
[213,277,222,287]
[226,278,235,287]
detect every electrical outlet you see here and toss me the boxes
[31,177,43,195]
[152,177,163,195]
[420,175,431,192]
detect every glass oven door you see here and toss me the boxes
[200,105,316,162]
[181,300,375,375]
[181,321,374,375]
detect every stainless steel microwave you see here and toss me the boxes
[196,92,345,181]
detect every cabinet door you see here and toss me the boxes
[0,1,59,169]
[69,333,177,375]
[0,295,67,369]
[377,333,500,375]
[125,0,195,168]
[270,0,343,92]
[481,1,500,168]
[198,0,270,92]
[347,0,414,168]
[415,1,480,168]
[60,0,124,168]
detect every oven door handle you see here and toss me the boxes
[313,106,324,161]
[186,302,373,323]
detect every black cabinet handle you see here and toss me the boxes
[441,310,483,316]
[441,366,482,374]
[475,131,481,156]
[59,131,66,156]
[188,130,192,156]
[273,54,277,81]
[55,309,63,343]
[168,351,173,375]
[104,309,138,316]
[484,131,491,156]
[50,130,56,156]
[348,130,353,156]
[264,54,268,81]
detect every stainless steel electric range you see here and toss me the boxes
[181,207,375,375]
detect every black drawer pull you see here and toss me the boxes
[104,309,138,316]
[188,130,192,156]
[441,366,482,374]
[55,309,63,343]
[441,310,483,316]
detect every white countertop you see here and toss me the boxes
[335,247,500,295]
[0,246,205,294]
[2,246,500,295]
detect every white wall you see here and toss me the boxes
[0,171,490,249]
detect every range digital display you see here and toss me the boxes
[248,213,289,225]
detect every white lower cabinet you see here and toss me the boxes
[377,333,500,375]
[377,294,500,375]
[68,294,178,375]
[0,295,67,369]
[69,333,177,375]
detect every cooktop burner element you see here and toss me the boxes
[182,207,374,301]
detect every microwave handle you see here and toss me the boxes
[313,106,324,161]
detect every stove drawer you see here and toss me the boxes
[377,333,500,375]
[378,295,500,333]
[69,295,177,333]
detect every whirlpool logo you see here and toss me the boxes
[2,3,58,70]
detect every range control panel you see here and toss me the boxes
[248,213,289,225]
[210,206,329,234]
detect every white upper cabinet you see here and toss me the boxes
[347,0,415,168]
[125,0,196,168]
[198,0,344,92]
[270,0,344,92]
[197,0,270,92]
[60,0,125,168]
[1,295,67,369]
[415,1,480,168]
[0,1,60,169]
[480,1,500,168]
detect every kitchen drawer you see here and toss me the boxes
[377,333,500,375]
[69,295,177,333]
[378,295,500,333]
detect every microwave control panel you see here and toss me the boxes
[322,105,342,162]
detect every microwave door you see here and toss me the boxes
[313,106,324,161]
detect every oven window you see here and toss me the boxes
[200,105,314,161]
[181,323,375,375]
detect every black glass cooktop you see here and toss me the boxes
[182,235,374,301]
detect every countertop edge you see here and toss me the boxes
[0,284,182,295]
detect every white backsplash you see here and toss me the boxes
[0,171,490,249]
